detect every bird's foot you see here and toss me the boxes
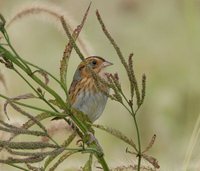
[86,132,104,156]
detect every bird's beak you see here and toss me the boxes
[102,60,113,68]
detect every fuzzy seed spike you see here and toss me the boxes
[128,53,141,107]
[60,2,91,96]
[140,74,146,106]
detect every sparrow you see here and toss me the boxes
[69,56,113,122]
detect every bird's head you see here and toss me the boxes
[78,56,113,77]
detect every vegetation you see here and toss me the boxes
[0,3,158,171]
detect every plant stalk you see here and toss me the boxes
[131,107,142,171]
[94,153,109,171]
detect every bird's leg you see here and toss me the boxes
[86,131,104,156]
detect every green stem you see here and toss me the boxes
[0,46,27,71]
[120,86,142,170]
[119,89,136,116]
[2,41,27,73]
[131,107,142,171]
[121,103,132,115]
[3,30,31,73]
[94,153,109,171]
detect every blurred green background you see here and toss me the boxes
[0,0,200,170]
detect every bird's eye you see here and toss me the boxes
[92,60,97,65]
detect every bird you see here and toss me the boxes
[68,56,113,122]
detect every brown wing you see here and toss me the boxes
[68,68,82,104]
